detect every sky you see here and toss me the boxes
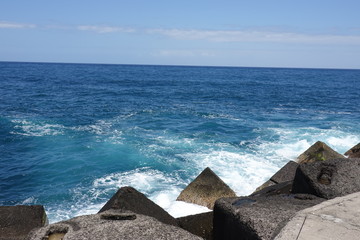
[1,0,360,69]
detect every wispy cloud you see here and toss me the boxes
[148,28,360,45]
[2,20,359,46]
[0,21,36,29]
[77,25,135,33]
[0,21,135,33]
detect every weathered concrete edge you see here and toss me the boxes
[274,191,360,239]
[300,191,360,213]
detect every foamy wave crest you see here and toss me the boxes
[69,119,124,144]
[163,201,211,218]
[259,127,359,160]
[46,202,106,224]
[155,135,195,147]
[49,167,211,222]
[10,119,65,137]
[40,124,360,223]
[71,119,113,135]
[93,167,182,194]
[180,150,278,196]
[149,185,212,218]
[201,112,242,121]
[327,135,359,151]
[21,196,37,205]
[177,126,359,196]
[92,168,209,217]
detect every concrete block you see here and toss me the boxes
[213,194,324,240]
[177,167,236,209]
[0,205,47,240]
[98,186,178,226]
[344,143,360,158]
[296,141,344,164]
[27,209,202,240]
[177,211,213,240]
[292,158,360,199]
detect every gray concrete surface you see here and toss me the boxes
[27,209,202,240]
[0,205,47,240]
[274,191,360,240]
[214,194,324,240]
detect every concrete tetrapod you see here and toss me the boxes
[292,158,360,199]
[344,142,360,158]
[27,209,202,240]
[177,167,236,209]
[296,141,345,164]
[177,211,214,240]
[213,194,324,240]
[254,161,298,193]
[98,186,178,226]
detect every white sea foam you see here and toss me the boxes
[326,135,359,151]
[11,119,65,137]
[164,201,211,218]
[46,125,360,223]
[264,127,359,158]
[201,112,242,121]
[93,167,182,194]
[273,140,311,159]
[21,196,37,204]
[149,187,211,217]
[69,119,124,144]
[70,119,112,135]
[63,167,211,220]
[257,138,311,161]
[180,150,278,196]
[47,202,106,223]
[107,129,124,144]
[71,202,105,218]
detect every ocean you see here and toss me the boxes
[0,62,359,223]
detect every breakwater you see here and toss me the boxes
[2,141,360,239]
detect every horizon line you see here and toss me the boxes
[0,60,359,71]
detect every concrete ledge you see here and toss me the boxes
[274,191,360,240]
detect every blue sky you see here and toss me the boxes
[1,0,360,69]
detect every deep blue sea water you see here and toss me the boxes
[1,62,359,222]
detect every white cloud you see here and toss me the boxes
[148,28,360,45]
[0,21,36,29]
[2,20,359,46]
[77,25,135,33]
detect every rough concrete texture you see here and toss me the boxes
[344,142,360,158]
[0,205,48,240]
[292,158,360,199]
[177,167,236,209]
[255,161,298,192]
[26,209,202,240]
[270,161,299,183]
[177,211,213,240]
[254,179,276,192]
[251,181,293,198]
[213,194,324,240]
[98,186,178,226]
[296,141,345,164]
[274,191,360,240]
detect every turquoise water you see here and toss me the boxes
[1,62,359,222]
